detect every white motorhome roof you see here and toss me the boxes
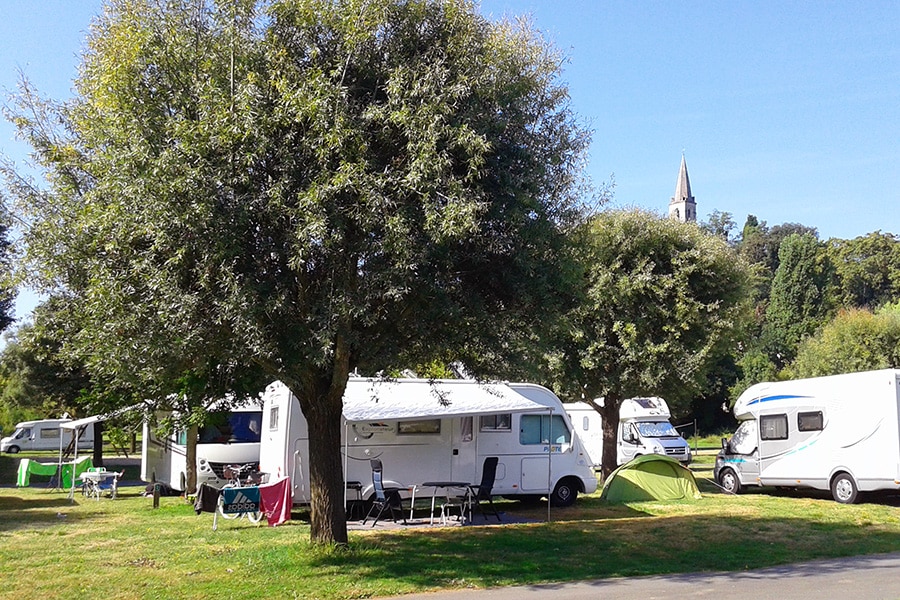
[341,378,546,422]
[733,369,900,420]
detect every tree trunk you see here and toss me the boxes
[298,376,349,545]
[186,424,198,494]
[598,397,621,481]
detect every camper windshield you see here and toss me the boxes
[199,411,263,444]
[635,421,679,438]
[729,420,757,455]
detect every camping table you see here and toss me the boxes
[80,470,121,500]
[418,481,472,525]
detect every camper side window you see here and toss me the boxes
[269,406,279,431]
[797,411,823,431]
[398,419,441,435]
[40,428,60,439]
[480,414,512,431]
[519,415,571,445]
[460,416,473,442]
[760,414,789,440]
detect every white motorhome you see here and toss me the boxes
[141,399,263,491]
[258,378,598,507]
[565,397,691,468]
[1,418,95,453]
[714,369,900,503]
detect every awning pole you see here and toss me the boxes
[57,426,64,492]
[69,430,80,503]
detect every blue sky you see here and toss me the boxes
[2,1,899,318]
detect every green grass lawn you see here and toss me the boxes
[3,452,900,600]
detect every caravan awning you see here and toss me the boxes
[341,378,545,422]
[60,404,144,430]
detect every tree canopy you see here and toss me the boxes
[827,232,900,310]
[548,209,751,476]
[788,304,900,379]
[2,0,591,544]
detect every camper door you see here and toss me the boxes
[518,412,571,491]
[450,416,477,482]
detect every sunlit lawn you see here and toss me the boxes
[2,451,900,599]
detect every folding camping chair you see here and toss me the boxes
[466,456,501,523]
[361,459,406,527]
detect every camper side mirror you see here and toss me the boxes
[721,437,729,452]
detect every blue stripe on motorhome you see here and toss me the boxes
[762,437,819,461]
[746,394,811,407]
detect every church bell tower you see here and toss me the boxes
[669,154,696,222]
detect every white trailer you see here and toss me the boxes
[565,397,691,469]
[1,418,95,453]
[141,399,263,491]
[258,378,598,507]
[714,369,900,503]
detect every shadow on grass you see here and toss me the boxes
[321,512,900,590]
[0,493,85,531]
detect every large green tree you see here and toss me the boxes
[548,210,750,477]
[3,0,590,544]
[0,207,16,337]
[762,233,834,368]
[0,300,93,430]
[827,232,900,310]
[787,304,900,378]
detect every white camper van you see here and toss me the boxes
[141,399,263,491]
[565,397,691,469]
[714,369,900,503]
[1,418,95,453]
[258,378,598,507]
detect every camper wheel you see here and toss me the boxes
[5,445,19,454]
[830,472,859,504]
[549,478,579,507]
[718,468,741,494]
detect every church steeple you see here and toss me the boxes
[669,154,696,222]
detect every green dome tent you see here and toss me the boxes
[600,454,701,503]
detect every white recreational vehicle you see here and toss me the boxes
[1,418,95,453]
[258,378,598,507]
[565,397,691,469]
[714,369,900,503]
[141,399,264,491]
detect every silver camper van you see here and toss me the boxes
[1,418,95,453]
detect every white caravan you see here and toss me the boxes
[565,397,691,468]
[141,399,264,491]
[1,418,95,453]
[714,369,900,503]
[258,378,598,507]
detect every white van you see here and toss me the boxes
[565,397,691,468]
[258,378,598,507]
[141,399,263,491]
[1,419,95,453]
[715,369,900,503]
